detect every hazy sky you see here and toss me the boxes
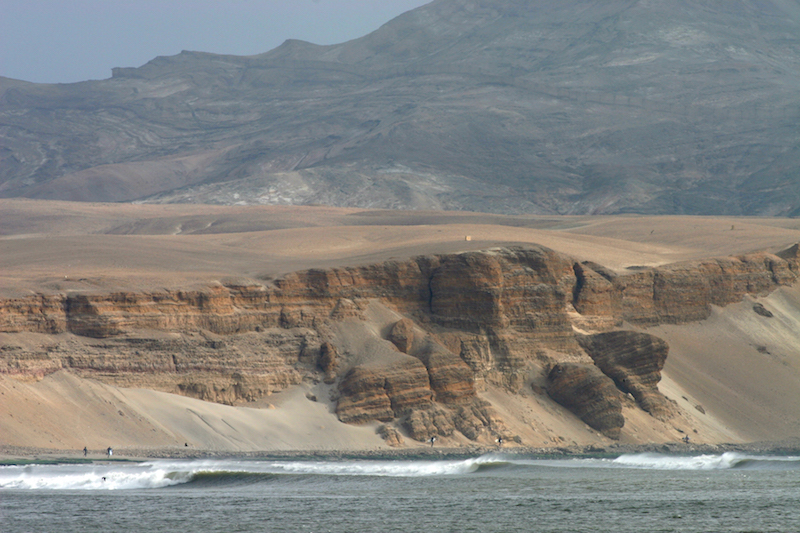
[1,0,432,84]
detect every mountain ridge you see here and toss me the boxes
[1,0,799,214]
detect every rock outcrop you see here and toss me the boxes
[377,424,405,447]
[3,246,795,341]
[387,318,415,354]
[2,243,799,445]
[453,399,510,442]
[0,328,316,405]
[578,331,673,419]
[546,363,625,439]
[336,356,433,425]
[335,319,484,440]
[318,341,338,383]
[574,252,797,326]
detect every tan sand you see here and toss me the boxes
[2,199,800,455]
[649,286,800,442]
[0,371,386,454]
[4,199,800,297]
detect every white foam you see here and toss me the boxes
[257,456,491,477]
[611,452,751,470]
[0,464,192,491]
[0,456,500,490]
[7,453,793,490]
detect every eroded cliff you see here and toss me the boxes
[1,244,798,446]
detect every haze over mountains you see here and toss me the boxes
[1,0,799,215]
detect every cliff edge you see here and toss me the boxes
[2,243,800,449]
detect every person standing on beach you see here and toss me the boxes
[107,446,113,457]
[83,447,87,457]
[430,436,436,447]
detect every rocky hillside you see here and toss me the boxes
[2,243,799,446]
[2,0,799,215]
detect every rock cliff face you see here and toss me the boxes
[1,244,798,444]
[577,331,673,420]
[336,356,432,424]
[0,328,316,405]
[546,363,625,439]
[573,251,797,325]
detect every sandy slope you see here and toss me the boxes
[0,372,385,454]
[2,199,800,454]
[652,287,800,442]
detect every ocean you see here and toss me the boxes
[1,452,798,532]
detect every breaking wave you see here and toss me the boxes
[2,452,797,490]
[0,455,510,491]
[0,463,193,491]
[609,452,800,470]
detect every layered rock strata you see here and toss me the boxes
[577,331,673,420]
[336,318,501,442]
[0,329,316,404]
[336,356,434,425]
[2,244,799,444]
[574,251,797,325]
[546,363,625,439]
[3,246,795,340]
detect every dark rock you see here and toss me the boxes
[388,318,415,353]
[753,303,774,318]
[546,363,624,439]
[578,331,674,420]
[403,405,456,441]
[318,341,338,383]
[377,424,405,447]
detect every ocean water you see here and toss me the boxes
[1,452,799,532]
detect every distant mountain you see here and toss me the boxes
[2,0,799,215]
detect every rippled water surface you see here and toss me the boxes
[2,452,799,532]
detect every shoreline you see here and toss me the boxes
[4,439,800,465]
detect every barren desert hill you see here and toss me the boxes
[2,0,800,215]
[2,200,800,453]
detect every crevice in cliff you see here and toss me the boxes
[572,262,585,309]
[426,272,435,315]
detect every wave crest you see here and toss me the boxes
[611,452,800,470]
